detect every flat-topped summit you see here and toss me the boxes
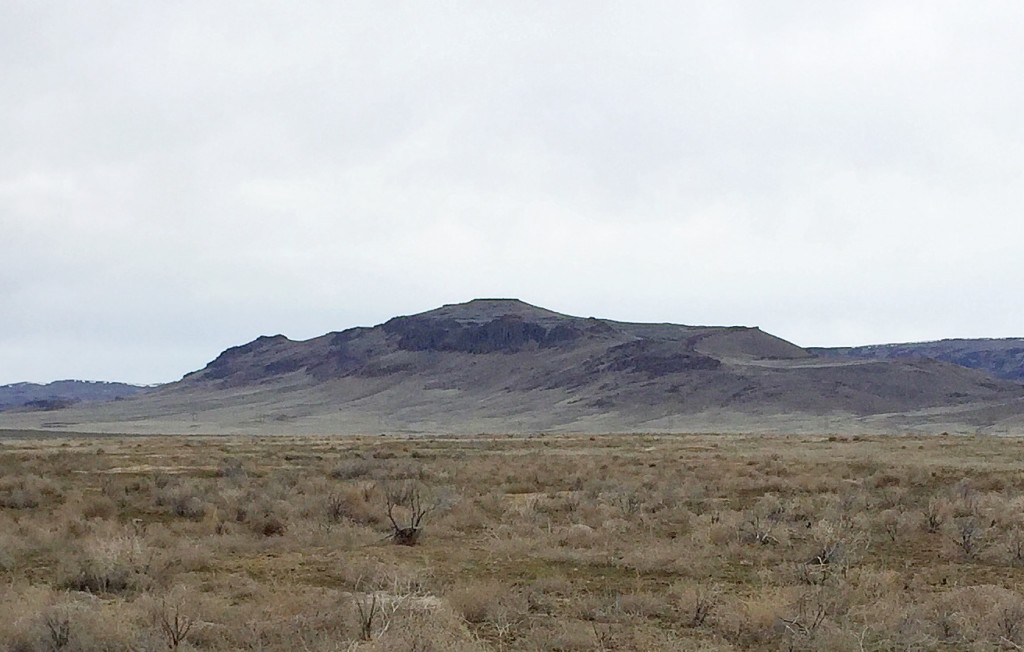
[414,298,571,325]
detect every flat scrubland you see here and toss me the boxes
[3,433,1024,650]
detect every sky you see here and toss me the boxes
[3,2,1024,385]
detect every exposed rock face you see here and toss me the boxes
[591,341,721,376]
[382,314,581,353]
[196,335,303,386]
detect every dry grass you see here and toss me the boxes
[2,432,1024,649]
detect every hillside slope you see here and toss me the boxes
[813,339,1024,382]
[0,380,146,412]
[2,300,1023,435]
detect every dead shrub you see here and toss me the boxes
[522,619,607,651]
[324,486,378,525]
[56,535,152,595]
[329,458,374,481]
[1004,526,1024,566]
[523,577,573,616]
[447,580,527,631]
[172,494,207,519]
[437,497,489,534]
[923,497,951,533]
[79,495,117,520]
[879,508,907,543]
[384,482,434,546]
[670,580,722,627]
[0,475,59,510]
[867,470,903,489]
[150,586,199,649]
[948,517,986,560]
[715,589,785,648]
[155,481,209,520]
[708,520,737,546]
[0,543,15,573]
[558,523,599,548]
[248,512,287,537]
[216,458,247,479]
[610,591,672,621]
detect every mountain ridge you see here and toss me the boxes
[813,338,1024,382]
[0,380,147,412]
[2,300,1023,435]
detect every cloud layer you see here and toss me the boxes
[3,2,1023,383]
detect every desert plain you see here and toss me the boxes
[3,430,1024,650]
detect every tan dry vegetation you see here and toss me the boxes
[2,432,1024,650]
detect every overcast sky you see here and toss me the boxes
[3,2,1024,385]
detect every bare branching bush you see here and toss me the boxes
[740,511,781,545]
[673,581,721,627]
[355,592,380,641]
[43,609,72,650]
[806,517,867,581]
[1005,526,1024,566]
[592,623,616,651]
[924,497,950,533]
[157,600,194,648]
[384,482,434,546]
[929,603,962,643]
[353,589,412,642]
[738,495,788,546]
[323,492,349,527]
[779,586,841,647]
[321,485,378,528]
[952,478,980,517]
[950,517,985,559]
[880,508,903,543]
[993,596,1024,646]
[613,490,644,516]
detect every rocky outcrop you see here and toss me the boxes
[589,340,721,377]
[382,314,583,353]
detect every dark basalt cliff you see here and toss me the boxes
[379,313,615,354]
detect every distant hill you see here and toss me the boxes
[3,299,1023,435]
[812,339,1024,382]
[0,380,147,412]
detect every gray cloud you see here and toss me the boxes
[3,2,1024,383]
